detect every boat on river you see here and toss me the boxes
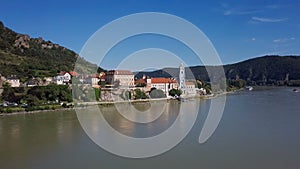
[245,86,253,91]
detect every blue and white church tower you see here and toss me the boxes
[179,63,186,94]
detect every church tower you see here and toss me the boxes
[179,63,186,93]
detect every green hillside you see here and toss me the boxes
[135,55,300,86]
[0,21,101,81]
[225,55,300,81]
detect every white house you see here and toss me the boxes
[54,72,71,85]
[6,76,20,87]
[146,77,178,96]
[86,74,100,86]
[185,81,197,96]
[77,74,100,86]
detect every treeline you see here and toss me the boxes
[1,84,72,105]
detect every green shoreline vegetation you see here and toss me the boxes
[0,83,73,114]
[1,85,297,116]
[0,80,238,115]
[1,71,298,115]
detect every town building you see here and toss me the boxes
[84,74,100,86]
[54,72,71,85]
[6,76,20,87]
[185,81,197,96]
[105,70,135,87]
[146,77,178,96]
[26,78,40,87]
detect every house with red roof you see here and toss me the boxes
[146,77,178,96]
[54,72,71,85]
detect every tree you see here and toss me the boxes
[94,88,101,101]
[169,89,177,97]
[1,83,17,103]
[134,89,147,99]
[26,84,72,103]
[203,84,212,94]
[176,89,182,96]
[228,79,246,89]
[26,94,42,106]
[44,84,60,101]
[169,89,182,97]
[150,89,166,98]
[196,80,203,88]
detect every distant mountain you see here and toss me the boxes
[0,21,101,80]
[135,55,300,85]
[224,56,300,83]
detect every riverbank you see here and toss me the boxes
[0,91,235,116]
[0,107,74,116]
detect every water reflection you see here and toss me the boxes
[76,99,200,158]
[114,100,168,123]
[0,88,300,168]
[0,111,81,169]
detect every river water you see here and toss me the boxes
[0,87,299,169]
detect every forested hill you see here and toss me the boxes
[0,21,100,80]
[224,55,300,82]
[135,55,300,85]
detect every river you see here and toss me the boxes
[0,87,299,169]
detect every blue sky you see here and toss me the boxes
[1,0,300,70]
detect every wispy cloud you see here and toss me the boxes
[273,37,295,43]
[224,9,262,16]
[251,17,288,23]
[219,3,262,16]
[265,4,295,10]
[265,4,284,9]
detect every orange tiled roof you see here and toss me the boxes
[185,81,195,86]
[70,71,79,76]
[150,78,177,84]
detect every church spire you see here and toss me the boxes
[179,63,186,92]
